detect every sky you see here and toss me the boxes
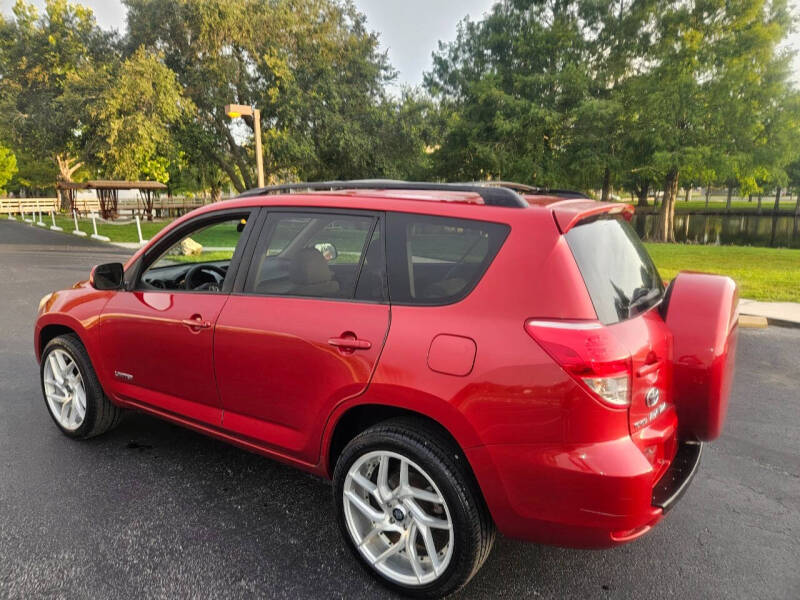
[1,0,798,85]
[0,0,496,87]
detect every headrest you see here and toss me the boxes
[289,248,332,285]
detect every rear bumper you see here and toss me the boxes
[467,436,701,549]
[652,440,702,512]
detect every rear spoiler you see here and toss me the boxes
[551,201,635,233]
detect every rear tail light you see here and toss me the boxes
[524,319,632,408]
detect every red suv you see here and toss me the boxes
[35,181,739,598]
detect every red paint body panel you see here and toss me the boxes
[97,291,229,427]
[214,295,390,464]
[664,272,739,441]
[34,189,737,550]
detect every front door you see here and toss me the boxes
[99,211,254,426]
[214,210,390,464]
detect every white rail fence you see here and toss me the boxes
[1,196,217,218]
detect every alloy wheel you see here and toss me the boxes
[342,450,454,586]
[43,348,87,431]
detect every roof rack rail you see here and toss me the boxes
[467,180,590,200]
[236,179,529,208]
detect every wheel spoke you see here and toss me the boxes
[53,351,69,375]
[405,524,425,583]
[407,486,442,504]
[371,536,404,565]
[419,524,441,574]
[377,454,391,500]
[48,392,70,404]
[404,498,451,530]
[60,400,70,423]
[48,354,64,383]
[357,524,383,549]
[74,389,86,417]
[344,490,385,523]
[350,471,383,506]
[399,459,409,489]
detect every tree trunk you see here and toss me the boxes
[795,188,800,216]
[748,194,753,203]
[757,195,763,214]
[601,167,611,202]
[684,186,692,202]
[636,181,649,207]
[726,184,733,210]
[656,167,679,242]
[774,186,782,213]
[769,186,782,247]
[54,153,84,212]
[705,185,710,207]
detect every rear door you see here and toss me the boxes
[214,209,389,465]
[565,217,677,476]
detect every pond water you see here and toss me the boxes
[633,213,800,248]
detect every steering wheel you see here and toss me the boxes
[184,264,226,291]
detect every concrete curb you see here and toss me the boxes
[738,315,768,329]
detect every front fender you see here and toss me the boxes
[35,286,116,391]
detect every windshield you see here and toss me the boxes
[565,216,664,324]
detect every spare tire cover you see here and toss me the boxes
[664,272,739,441]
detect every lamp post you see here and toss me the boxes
[224,103,265,188]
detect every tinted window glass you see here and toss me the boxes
[565,217,664,324]
[386,213,509,304]
[139,216,248,292]
[245,212,378,299]
[354,221,387,302]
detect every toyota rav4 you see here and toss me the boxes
[35,181,738,598]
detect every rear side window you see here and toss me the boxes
[386,213,509,305]
[566,217,664,324]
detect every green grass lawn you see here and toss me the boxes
[631,197,800,214]
[52,214,172,243]
[646,243,800,302]
[621,199,798,213]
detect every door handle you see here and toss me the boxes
[328,336,372,351]
[181,315,212,330]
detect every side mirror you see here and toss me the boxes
[90,262,125,290]
[314,242,338,261]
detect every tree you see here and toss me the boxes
[0,0,117,203]
[123,0,417,193]
[631,0,797,241]
[426,2,591,186]
[0,144,18,192]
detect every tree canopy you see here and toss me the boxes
[0,0,798,242]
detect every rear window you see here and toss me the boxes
[565,217,664,324]
[386,213,509,305]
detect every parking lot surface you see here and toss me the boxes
[1,220,798,599]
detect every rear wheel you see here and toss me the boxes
[333,418,494,598]
[40,334,123,439]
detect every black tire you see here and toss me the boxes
[40,333,124,439]
[333,417,495,598]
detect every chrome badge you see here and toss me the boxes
[645,387,661,408]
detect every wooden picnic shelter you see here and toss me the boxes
[57,180,167,220]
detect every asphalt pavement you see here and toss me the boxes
[1,219,798,599]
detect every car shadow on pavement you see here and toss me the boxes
[72,411,668,600]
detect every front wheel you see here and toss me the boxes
[333,418,495,598]
[40,333,123,439]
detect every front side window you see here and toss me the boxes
[386,213,510,305]
[139,216,249,292]
[245,212,381,300]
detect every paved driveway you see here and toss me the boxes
[1,220,798,599]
